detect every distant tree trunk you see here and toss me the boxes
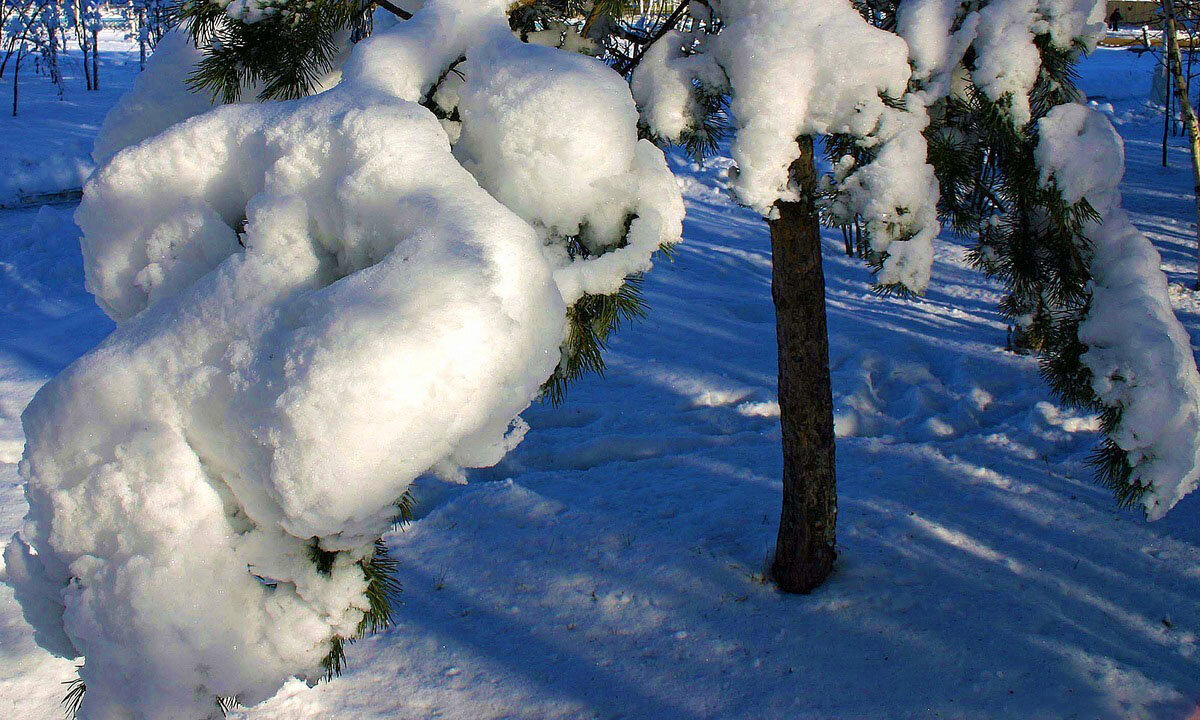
[81,38,91,91]
[768,136,837,594]
[1164,44,1173,167]
[1163,0,1200,288]
[0,46,13,81]
[138,8,146,70]
[12,52,20,116]
[90,28,98,90]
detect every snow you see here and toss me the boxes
[1036,102,1200,519]
[896,0,980,102]
[1,30,1200,720]
[23,92,572,719]
[896,0,1107,121]
[93,26,352,164]
[91,30,219,165]
[5,2,683,716]
[631,0,940,293]
[629,30,724,141]
[0,30,140,206]
[456,41,640,242]
[891,0,1200,518]
[972,0,1047,127]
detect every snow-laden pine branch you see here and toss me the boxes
[631,0,942,294]
[898,0,1200,516]
[1037,104,1200,519]
[4,1,682,716]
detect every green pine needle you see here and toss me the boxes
[541,275,649,406]
[316,538,404,681]
[61,675,85,719]
[177,0,368,103]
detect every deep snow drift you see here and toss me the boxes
[0,30,1198,720]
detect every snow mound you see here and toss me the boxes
[1036,103,1200,519]
[5,2,683,717]
[0,146,92,208]
[92,30,219,165]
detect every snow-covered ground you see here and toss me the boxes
[2,46,1200,719]
[0,30,140,206]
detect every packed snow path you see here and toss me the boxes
[1,49,1199,718]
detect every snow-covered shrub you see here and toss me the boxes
[4,1,682,716]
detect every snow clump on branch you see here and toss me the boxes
[631,0,941,293]
[1036,103,1200,520]
[896,0,1107,120]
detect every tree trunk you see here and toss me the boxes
[138,8,146,70]
[769,136,837,594]
[1164,43,1173,167]
[1162,0,1200,288]
[81,39,91,92]
[12,53,19,117]
[91,29,98,90]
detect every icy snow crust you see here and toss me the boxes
[5,1,683,717]
[631,0,941,293]
[1037,104,1200,519]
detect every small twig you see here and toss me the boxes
[374,0,412,20]
[616,0,690,76]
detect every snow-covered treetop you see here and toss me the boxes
[632,0,941,293]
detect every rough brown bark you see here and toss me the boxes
[768,136,837,594]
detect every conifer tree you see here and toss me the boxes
[624,0,942,593]
[609,0,1200,589]
[890,0,1200,518]
[13,4,1200,717]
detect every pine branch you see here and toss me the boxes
[374,0,412,20]
[541,275,649,405]
[615,0,690,75]
[61,674,85,720]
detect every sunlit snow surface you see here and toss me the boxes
[1,45,1199,718]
